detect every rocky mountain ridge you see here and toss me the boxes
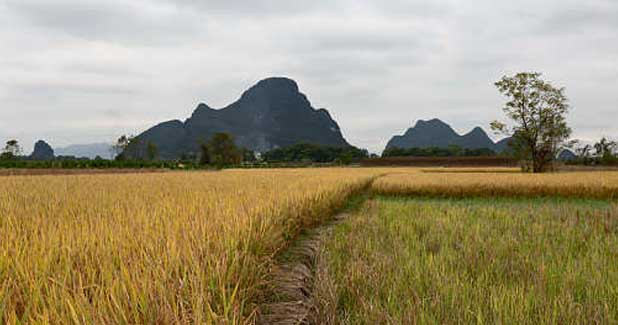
[386,119,510,153]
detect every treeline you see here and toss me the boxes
[362,156,518,167]
[0,157,200,170]
[568,137,618,166]
[261,143,369,164]
[382,146,497,157]
[1,135,371,169]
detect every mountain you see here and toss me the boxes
[385,119,510,153]
[494,137,514,153]
[131,77,350,159]
[557,149,577,161]
[30,140,54,160]
[55,143,113,159]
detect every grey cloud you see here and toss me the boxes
[5,0,203,45]
[1,0,617,154]
[7,81,137,101]
[537,1,618,33]
[365,0,454,18]
[159,0,452,18]
[157,0,339,17]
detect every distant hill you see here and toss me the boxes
[386,119,510,153]
[30,140,54,160]
[130,77,350,160]
[558,149,577,161]
[55,143,112,159]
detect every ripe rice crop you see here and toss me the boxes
[0,168,383,323]
[372,171,618,199]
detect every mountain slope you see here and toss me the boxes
[132,77,350,159]
[386,119,509,153]
[30,140,54,160]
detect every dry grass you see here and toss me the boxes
[0,168,385,323]
[373,171,618,199]
[419,167,521,173]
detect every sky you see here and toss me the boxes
[1,0,617,154]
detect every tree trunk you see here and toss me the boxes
[532,160,543,173]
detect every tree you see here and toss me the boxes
[261,143,369,163]
[575,143,594,166]
[127,136,143,160]
[447,144,463,157]
[207,133,241,168]
[594,137,616,157]
[199,143,211,165]
[1,139,21,160]
[112,135,130,160]
[241,148,257,163]
[112,135,145,160]
[492,72,572,173]
[146,141,159,161]
[594,137,617,165]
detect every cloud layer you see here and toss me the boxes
[1,0,617,153]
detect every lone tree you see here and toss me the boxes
[1,139,21,160]
[491,72,572,173]
[207,133,241,168]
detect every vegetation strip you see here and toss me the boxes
[256,194,371,324]
[257,213,349,325]
[0,168,170,177]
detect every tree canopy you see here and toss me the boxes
[1,140,21,160]
[206,133,242,168]
[262,143,368,164]
[492,72,571,173]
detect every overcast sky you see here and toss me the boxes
[1,0,617,154]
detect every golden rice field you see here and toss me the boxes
[0,168,385,323]
[373,170,618,199]
[2,167,618,324]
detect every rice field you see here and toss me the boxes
[2,167,618,324]
[373,171,618,199]
[0,168,384,323]
[318,197,618,324]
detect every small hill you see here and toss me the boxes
[131,77,350,160]
[385,119,510,153]
[30,140,54,160]
[558,149,577,161]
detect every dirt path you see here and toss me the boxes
[257,213,348,325]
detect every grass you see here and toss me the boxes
[319,197,618,324]
[373,171,618,199]
[0,168,386,323]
